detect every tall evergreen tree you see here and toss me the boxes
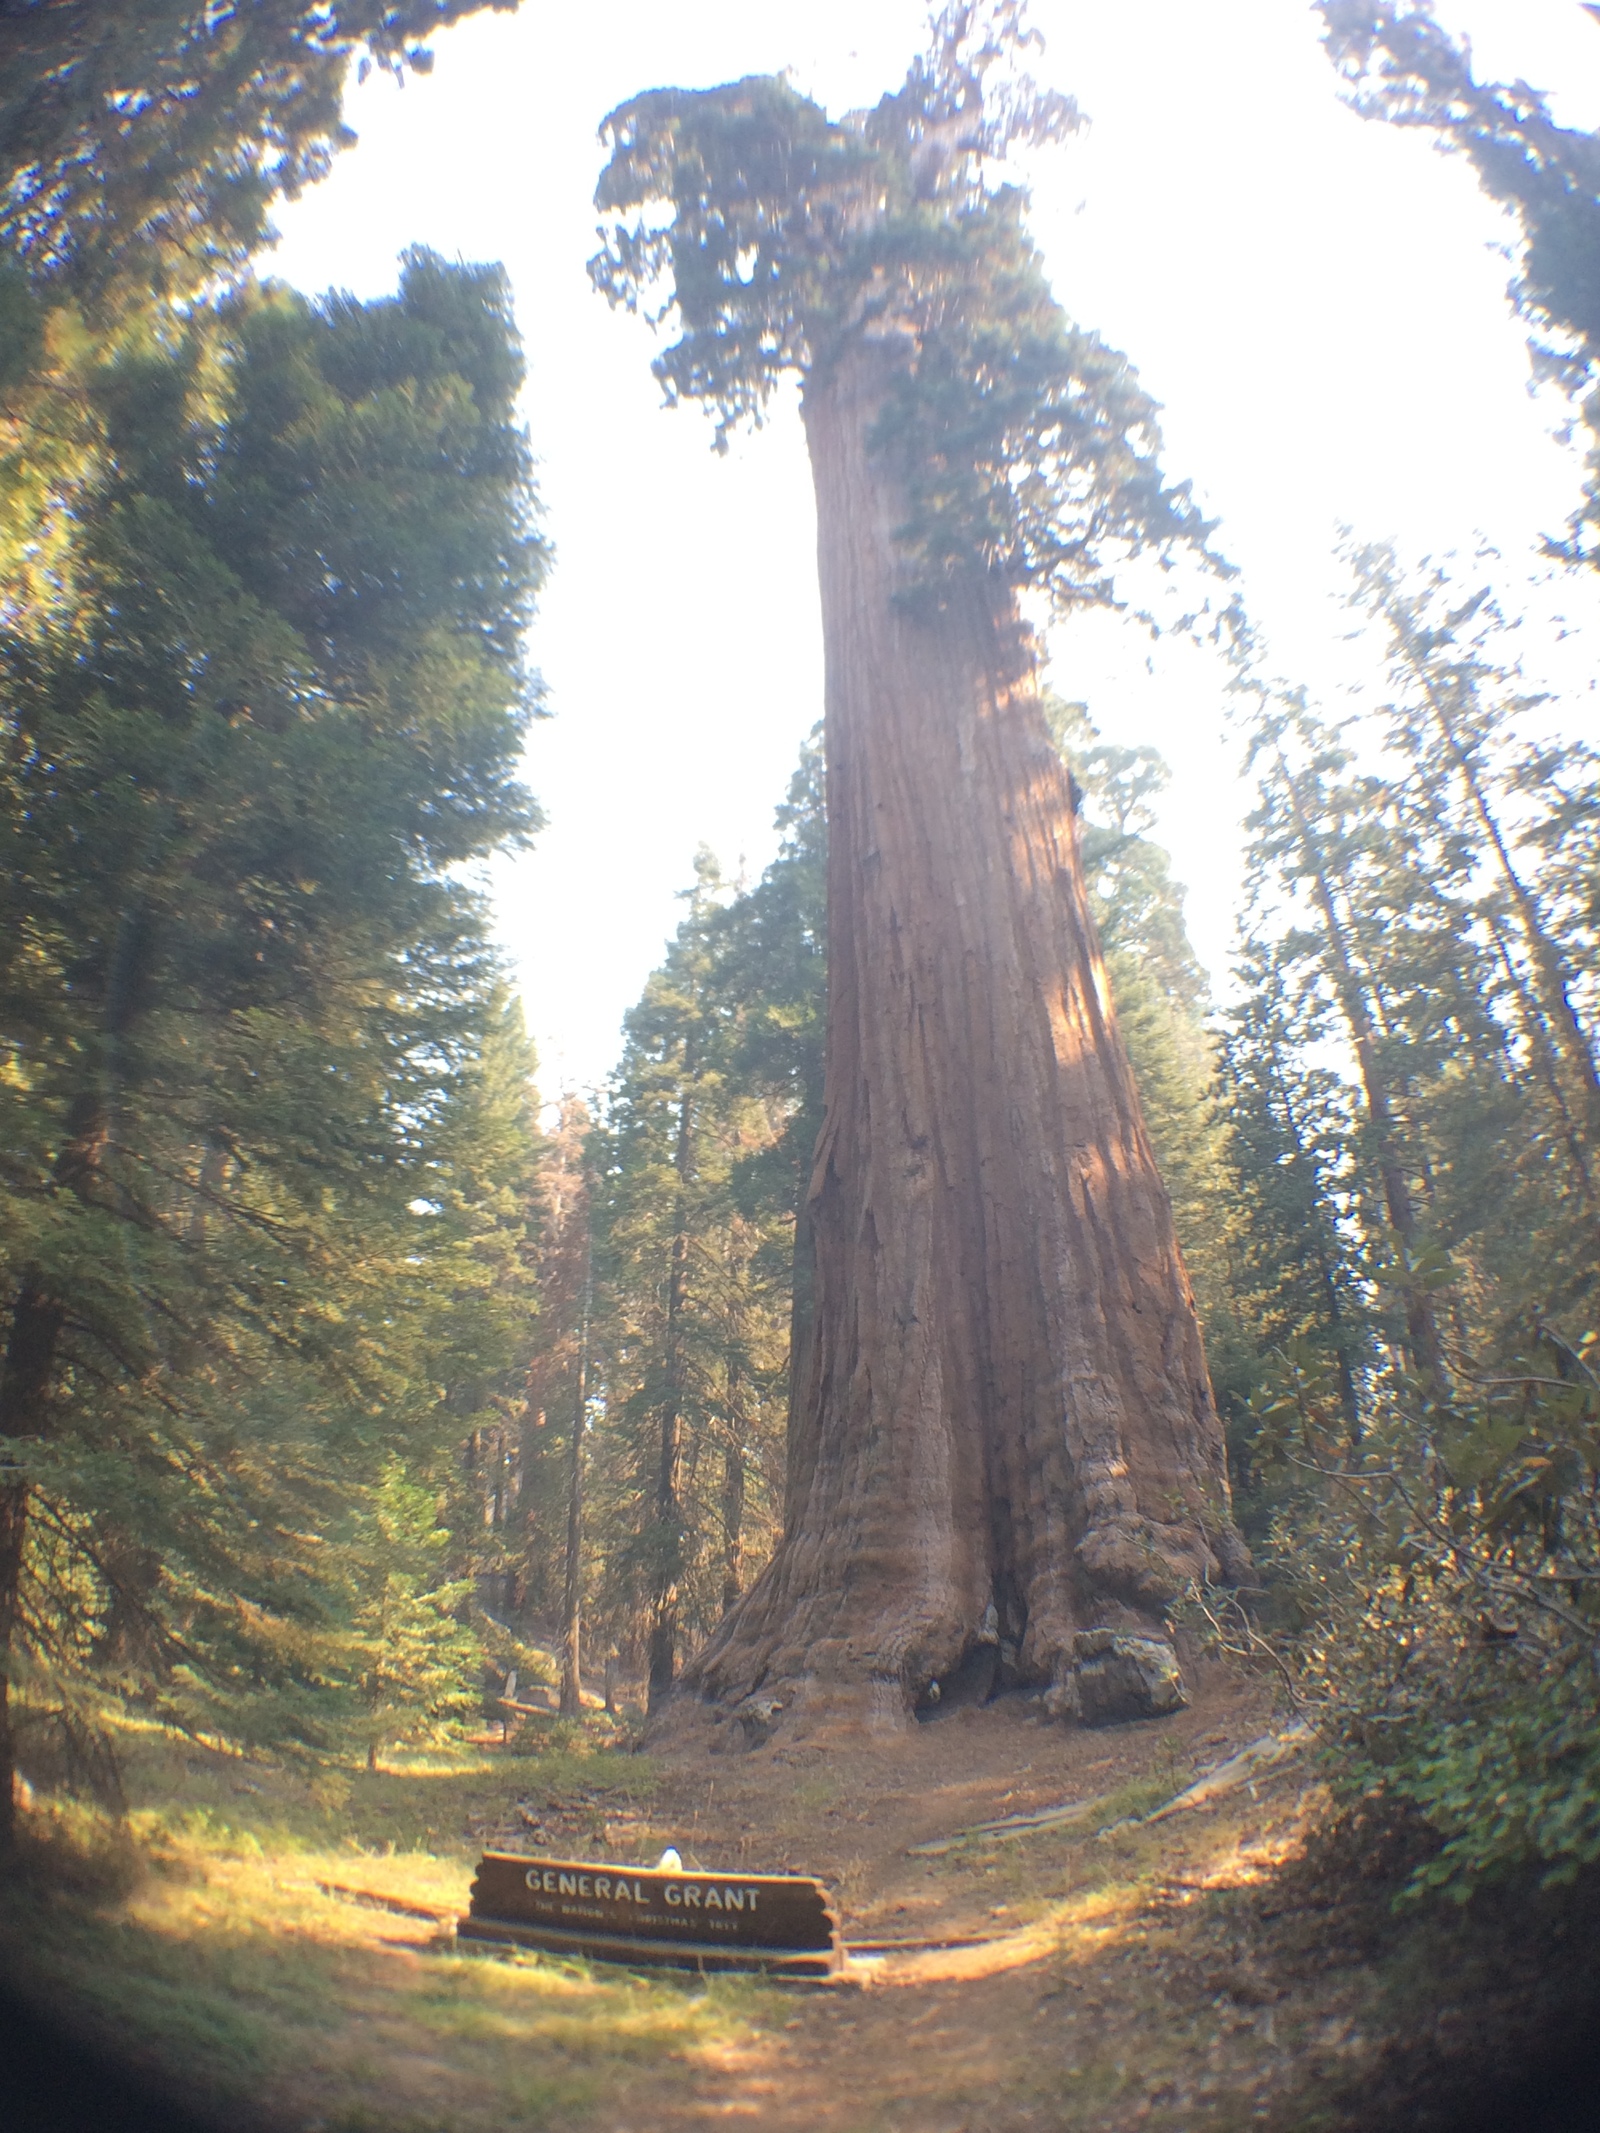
[1345,540,1600,1272]
[0,248,544,1841]
[514,1096,594,1703]
[593,7,1246,1736]
[1224,548,1600,1895]
[1225,547,1599,1473]
[586,857,794,1704]
[1217,940,1369,1457]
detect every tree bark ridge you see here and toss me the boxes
[677,339,1244,1737]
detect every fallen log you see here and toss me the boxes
[1142,1722,1313,1822]
[905,1722,1315,1856]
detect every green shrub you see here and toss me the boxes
[1258,1327,1600,1901]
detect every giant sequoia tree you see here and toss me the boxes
[594,7,1247,1736]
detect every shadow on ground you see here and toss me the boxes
[0,1984,249,2133]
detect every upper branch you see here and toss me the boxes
[589,4,1219,611]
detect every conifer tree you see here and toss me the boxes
[0,1,518,295]
[582,707,1244,1706]
[347,1459,480,1774]
[515,1096,595,1705]
[434,991,543,1635]
[593,7,1246,1734]
[1345,541,1600,1265]
[1224,548,1600,1894]
[0,248,544,1840]
[585,858,794,1704]
[1217,943,1368,1455]
[1226,549,1598,1463]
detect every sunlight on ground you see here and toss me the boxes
[1,1705,1337,2132]
[3,1737,764,2133]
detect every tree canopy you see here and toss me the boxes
[0,0,517,293]
[0,0,555,1849]
[1317,0,1600,563]
[591,2,1213,613]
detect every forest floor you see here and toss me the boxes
[3,1664,1598,2132]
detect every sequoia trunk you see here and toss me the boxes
[682,339,1246,1737]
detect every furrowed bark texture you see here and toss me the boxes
[680,341,1246,1739]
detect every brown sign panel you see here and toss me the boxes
[461,1853,841,1976]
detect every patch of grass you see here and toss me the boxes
[103,1715,657,1870]
[0,1727,757,2133]
[789,1770,841,1813]
[1089,1769,1186,1828]
[13,1788,148,1900]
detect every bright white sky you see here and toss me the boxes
[268,0,1600,1099]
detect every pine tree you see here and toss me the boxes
[1345,540,1600,1285]
[585,857,793,1705]
[1223,549,1600,1894]
[515,1096,594,1707]
[0,248,545,1840]
[429,990,543,1638]
[1217,940,1369,1461]
[346,1459,481,1775]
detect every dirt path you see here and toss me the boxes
[13,1666,1594,2132]
[471,1670,1365,2131]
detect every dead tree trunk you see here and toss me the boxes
[680,340,1246,1738]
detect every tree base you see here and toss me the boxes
[654,1620,1192,1753]
[649,1671,913,1757]
[1051,1631,1188,1727]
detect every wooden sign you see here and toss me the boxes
[458,1852,843,1978]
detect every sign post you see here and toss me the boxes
[458,1853,843,1979]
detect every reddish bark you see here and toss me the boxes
[677,339,1246,1740]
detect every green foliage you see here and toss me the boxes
[709,735,828,1254]
[1216,943,1368,1470]
[344,1460,481,1765]
[1268,1332,1600,1900]
[1317,1,1600,565]
[591,4,1214,610]
[1,245,546,1792]
[1223,542,1600,1898]
[578,746,826,1665]
[0,1,518,297]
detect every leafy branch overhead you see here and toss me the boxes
[1317,0,1600,563]
[0,1,519,293]
[590,3,1217,610]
